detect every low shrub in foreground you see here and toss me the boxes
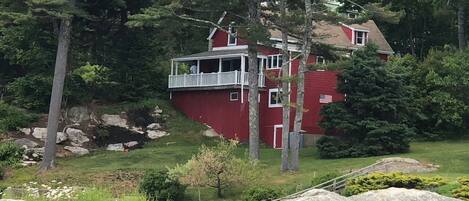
[241,186,283,201]
[452,177,469,200]
[0,142,24,180]
[344,172,446,196]
[139,170,186,201]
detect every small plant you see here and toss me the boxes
[344,172,446,196]
[139,170,186,201]
[169,140,262,198]
[241,186,283,201]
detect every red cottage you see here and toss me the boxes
[169,14,393,148]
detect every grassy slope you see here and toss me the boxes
[3,99,469,200]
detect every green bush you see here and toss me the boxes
[0,101,36,132]
[0,142,24,167]
[241,186,283,201]
[7,74,90,112]
[139,170,186,201]
[452,177,469,200]
[7,74,52,112]
[311,172,341,186]
[0,142,24,180]
[344,173,445,196]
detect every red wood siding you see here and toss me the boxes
[171,89,249,141]
[212,30,229,48]
[341,25,353,42]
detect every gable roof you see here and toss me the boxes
[207,12,393,54]
[269,20,393,54]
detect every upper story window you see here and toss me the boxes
[228,24,237,46]
[354,31,368,45]
[267,54,283,69]
[269,88,282,108]
[316,56,326,64]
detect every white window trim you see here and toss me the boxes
[316,56,326,64]
[229,92,239,101]
[227,25,237,46]
[268,88,282,108]
[354,31,367,46]
[266,54,282,70]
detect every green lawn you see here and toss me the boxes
[3,99,469,200]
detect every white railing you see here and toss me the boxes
[168,71,265,88]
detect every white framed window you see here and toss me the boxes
[268,88,282,108]
[354,31,367,45]
[267,54,283,69]
[229,92,239,101]
[228,24,237,46]
[319,94,333,104]
[316,56,326,64]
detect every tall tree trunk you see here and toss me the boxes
[39,9,73,172]
[280,0,291,172]
[248,0,260,160]
[291,0,313,171]
[458,4,466,50]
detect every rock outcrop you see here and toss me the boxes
[106,143,125,151]
[64,146,89,156]
[101,114,128,128]
[279,188,460,201]
[14,138,38,149]
[31,128,67,143]
[282,189,348,201]
[349,188,461,201]
[147,130,169,139]
[65,128,89,146]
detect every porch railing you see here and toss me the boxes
[168,71,265,88]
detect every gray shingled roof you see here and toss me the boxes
[270,20,393,53]
[174,49,250,61]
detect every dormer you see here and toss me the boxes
[341,23,370,46]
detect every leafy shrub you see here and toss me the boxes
[139,170,186,201]
[0,184,6,198]
[452,177,469,200]
[0,142,24,180]
[7,74,90,112]
[0,142,24,167]
[241,186,283,201]
[311,172,341,186]
[344,173,445,196]
[0,102,36,133]
[169,140,261,198]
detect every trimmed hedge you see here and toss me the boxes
[344,173,445,196]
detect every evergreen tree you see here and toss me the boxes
[318,45,414,158]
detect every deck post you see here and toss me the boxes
[240,56,245,103]
[234,70,238,84]
[218,58,222,85]
[175,62,179,75]
[200,72,203,86]
[183,74,186,86]
[171,60,174,75]
[197,60,200,74]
